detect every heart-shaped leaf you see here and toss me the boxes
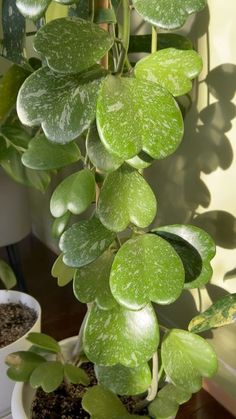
[132,0,206,29]
[27,332,61,353]
[95,363,151,395]
[135,48,202,96]
[64,363,90,386]
[17,66,106,144]
[96,75,183,160]
[22,134,81,170]
[1,125,32,151]
[110,234,184,310]
[83,303,159,367]
[6,351,45,382]
[148,384,191,419]
[161,329,218,393]
[34,17,113,74]
[0,258,17,289]
[153,225,216,289]
[97,165,157,232]
[60,217,116,267]
[188,293,236,333]
[73,250,116,310]
[30,361,64,392]
[50,169,95,218]
[52,212,71,239]
[51,253,76,286]
[16,0,51,20]
[82,385,149,419]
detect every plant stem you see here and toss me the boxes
[158,364,164,382]
[151,26,158,53]
[116,0,130,74]
[146,351,158,402]
[159,324,169,333]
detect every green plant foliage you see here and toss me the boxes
[6,351,45,381]
[83,303,159,367]
[126,152,154,170]
[132,0,206,29]
[135,48,202,97]
[153,225,216,289]
[94,8,117,24]
[161,329,218,393]
[188,294,236,333]
[148,383,191,419]
[27,332,61,353]
[1,125,31,151]
[96,75,184,160]
[17,66,106,144]
[59,217,116,267]
[110,234,184,310]
[129,34,192,54]
[51,253,76,287]
[50,169,95,218]
[34,18,113,74]
[69,0,90,19]
[16,0,51,20]
[97,165,157,232]
[2,0,25,64]
[0,259,17,289]
[30,361,64,392]
[22,134,81,170]
[52,212,71,239]
[64,363,90,385]
[82,385,149,419]
[95,363,151,395]
[73,250,116,310]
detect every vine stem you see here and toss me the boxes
[116,0,130,74]
[151,26,158,53]
[146,351,158,402]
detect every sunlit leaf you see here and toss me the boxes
[16,0,51,20]
[27,332,60,353]
[148,384,191,419]
[52,212,71,239]
[51,253,76,287]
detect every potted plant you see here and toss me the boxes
[3,0,236,418]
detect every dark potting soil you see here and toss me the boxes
[0,302,37,348]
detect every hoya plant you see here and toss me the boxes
[4,0,236,417]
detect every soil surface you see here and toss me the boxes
[0,303,37,348]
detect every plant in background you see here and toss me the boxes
[0,259,17,289]
[3,0,236,417]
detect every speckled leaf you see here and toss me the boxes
[64,363,90,386]
[0,259,17,289]
[73,250,116,310]
[2,0,25,64]
[27,332,60,353]
[50,169,95,218]
[52,212,71,239]
[161,329,218,393]
[59,217,116,267]
[16,0,51,20]
[96,75,183,160]
[30,361,64,392]
[6,351,45,382]
[95,363,151,395]
[17,66,106,144]
[135,48,202,97]
[51,253,76,286]
[22,135,81,170]
[82,385,149,419]
[153,225,216,289]
[86,124,123,173]
[1,125,31,151]
[188,294,236,333]
[110,234,184,310]
[97,165,157,232]
[148,384,191,419]
[34,17,113,74]
[69,0,90,19]
[83,303,159,367]
[132,0,207,30]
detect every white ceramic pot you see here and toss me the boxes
[0,291,41,418]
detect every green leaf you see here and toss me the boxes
[64,363,90,386]
[27,332,61,353]
[148,384,191,419]
[135,48,202,97]
[153,225,216,289]
[16,0,51,20]
[50,169,95,218]
[2,0,26,65]
[96,75,183,160]
[1,125,31,151]
[188,294,236,333]
[22,134,81,170]
[86,124,123,173]
[161,329,218,393]
[132,0,207,30]
[30,361,64,392]
[126,152,154,170]
[73,250,116,310]
[6,351,46,382]
[110,234,184,310]
[60,217,116,267]
[34,17,113,74]
[69,0,89,19]
[0,258,17,289]
[51,253,76,287]
[17,66,105,144]
[52,211,71,238]
[129,34,192,54]
[95,363,151,395]
[94,8,116,24]
[83,303,159,367]
[97,165,157,232]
